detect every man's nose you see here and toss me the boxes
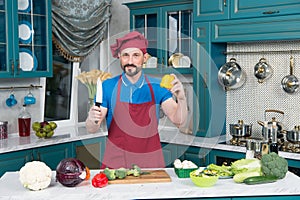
[128,55,134,64]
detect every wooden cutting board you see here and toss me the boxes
[108,170,171,184]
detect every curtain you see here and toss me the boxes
[52,0,112,62]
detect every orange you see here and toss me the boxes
[160,74,174,89]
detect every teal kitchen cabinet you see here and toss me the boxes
[177,145,208,167]
[0,143,72,177]
[208,149,245,165]
[212,14,300,43]
[161,142,208,167]
[73,137,106,169]
[34,143,73,170]
[161,142,179,167]
[231,0,300,19]
[193,22,226,137]
[125,0,193,75]
[194,0,230,22]
[0,0,52,78]
[0,149,32,177]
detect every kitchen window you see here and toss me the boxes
[43,53,80,127]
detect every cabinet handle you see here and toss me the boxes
[16,59,20,75]
[10,60,14,75]
[31,152,34,161]
[262,10,279,15]
[204,72,208,88]
[223,0,227,7]
[37,152,40,161]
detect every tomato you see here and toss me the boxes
[92,172,108,188]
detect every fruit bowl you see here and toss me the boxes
[190,170,218,187]
[32,121,57,138]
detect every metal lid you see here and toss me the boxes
[0,121,8,125]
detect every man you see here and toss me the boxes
[86,31,188,168]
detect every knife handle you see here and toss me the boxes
[95,102,101,107]
[94,102,101,124]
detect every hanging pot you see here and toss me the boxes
[254,58,273,83]
[218,58,246,91]
[281,56,299,94]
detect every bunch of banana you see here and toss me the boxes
[32,121,57,138]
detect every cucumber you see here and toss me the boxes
[243,175,278,185]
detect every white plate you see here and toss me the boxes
[18,0,31,13]
[19,48,38,71]
[19,21,33,44]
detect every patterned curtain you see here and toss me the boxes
[52,0,112,62]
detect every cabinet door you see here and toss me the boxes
[161,143,178,167]
[35,143,72,170]
[209,149,244,165]
[130,7,160,64]
[177,145,208,166]
[126,0,193,75]
[0,0,52,78]
[0,149,32,177]
[73,137,106,169]
[0,1,11,77]
[231,0,300,19]
[194,0,230,22]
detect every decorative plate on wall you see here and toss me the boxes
[19,48,38,71]
[19,21,33,44]
[18,0,31,13]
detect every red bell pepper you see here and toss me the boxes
[92,172,108,188]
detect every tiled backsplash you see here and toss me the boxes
[226,40,300,138]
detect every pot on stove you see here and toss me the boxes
[286,126,300,143]
[229,120,252,138]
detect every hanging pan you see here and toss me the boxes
[281,56,299,94]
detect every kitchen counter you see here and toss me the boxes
[0,168,299,199]
[1,125,300,161]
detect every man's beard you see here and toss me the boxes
[122,64,142,77]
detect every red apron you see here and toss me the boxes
[101,75,165,169]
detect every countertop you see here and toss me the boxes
[0,168,299,199]
[1,125,300,161]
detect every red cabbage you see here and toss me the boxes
[56,158,87,187]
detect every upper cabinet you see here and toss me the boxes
[0,0,52,78]
[231,0,300,19]
[124,0,193,74]
[194,0,300,22]
[194,0,230,21]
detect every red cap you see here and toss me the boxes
[110,31,148,58]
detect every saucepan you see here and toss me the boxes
[229,120,252,138]
[286,126,300,144]
[218,58,246,91]
[254,58,273,83]
[281,56,299,94]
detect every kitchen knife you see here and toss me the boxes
[95,77,102,107]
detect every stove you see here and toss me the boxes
[228,136,300,153]
[281,142,300,153]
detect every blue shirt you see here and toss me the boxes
[101,72,173,128]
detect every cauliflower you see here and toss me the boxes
[261,152,288,179]
[19,161,52,191]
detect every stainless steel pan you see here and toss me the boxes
[281,56,299,94]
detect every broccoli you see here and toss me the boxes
[103,168,116,180]
[127,164,142,177]
[261,152,288,179]
[115,167,127,179]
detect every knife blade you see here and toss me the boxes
[95,77,102,107]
